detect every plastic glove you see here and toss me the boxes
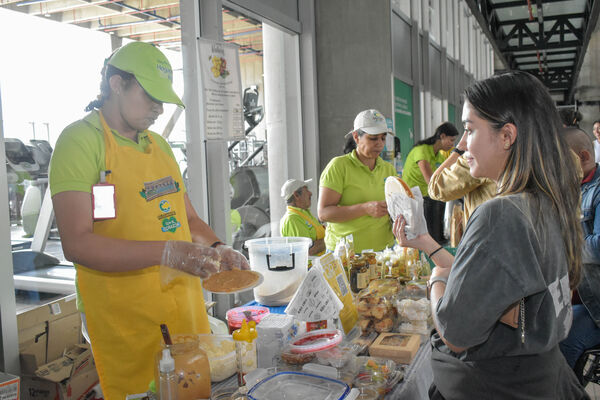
[215,245,250,271]
[161,240,220,278]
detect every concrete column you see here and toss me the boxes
[0,82,20,374]
[299,0,320,217]
[263,23,303,236]
[315,0,393,172]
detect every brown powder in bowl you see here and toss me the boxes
[202,269,261,293]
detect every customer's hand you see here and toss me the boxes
[363,201,388,218]
[456,131,467,152]
[392,215,433,251]
[161,240,220,278]
[215,245,250,271]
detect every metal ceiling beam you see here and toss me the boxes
[466,0,511,69]
[490,0,569,9]
[500,16,583,50]
[568,0,600,103]
[511,48,577,56]
[499,13,584,27]
[517,57,576,66]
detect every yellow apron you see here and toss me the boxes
[286,206,326,256]
[77,112,209,400]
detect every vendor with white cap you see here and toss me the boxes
[318,109,397,253]
[280,178,326,256]
[49,42,248,399]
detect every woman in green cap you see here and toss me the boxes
[49,42,249,399]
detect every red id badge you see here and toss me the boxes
[92,183,116,220]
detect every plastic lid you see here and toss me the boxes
[247,371,349,400]
[159,348,175,373]
[226,306,270,328]
[288,329,343,354]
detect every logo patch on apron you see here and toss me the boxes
[161,216,182,233]
[140,176,180,201]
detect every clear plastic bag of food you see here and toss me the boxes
[397,298,430,321]
[399,280,427,299]
[356,279,401,334]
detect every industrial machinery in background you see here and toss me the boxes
[169,86,272,253]
[228,85,271,253]
[5,138,53,237]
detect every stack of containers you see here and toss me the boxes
[255,313,294,368]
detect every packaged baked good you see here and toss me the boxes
[356,279,400,334]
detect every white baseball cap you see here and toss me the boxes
[281,179,312,200]
[346,109,392,138]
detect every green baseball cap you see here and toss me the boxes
[107,41,184,108]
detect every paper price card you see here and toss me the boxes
[285,266,343,322]
[315,253,358,334]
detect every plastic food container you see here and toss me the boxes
[354,356,404,394]
[356,279,401,334]
[170,334,237,383]
[226,306,270,334]
[247,371,350,400]
[288,329,343,354]
[245,237,311,305]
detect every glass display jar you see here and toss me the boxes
[155,339,211,400]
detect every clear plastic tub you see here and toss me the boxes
[247,371,350,400]
[245,237,311,306]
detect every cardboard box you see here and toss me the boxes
[17,295,82,375]
[20,344,98,400]
[0,372,20,400]
[369,332,420,364]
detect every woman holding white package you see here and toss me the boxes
[392,71,587,399]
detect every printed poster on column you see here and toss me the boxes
[198,38,244,141]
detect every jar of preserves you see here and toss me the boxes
[350,257,370,293]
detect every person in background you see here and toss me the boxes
[280,178,326,256]
[393,71,586,399]
[318,109,397,253]
[49,42,249,399]
[559,127,600,371]
[593,120,600,164]
[402,122,459,243]
[428,129,497,225]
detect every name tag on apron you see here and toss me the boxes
[143,176,178,201]
[92,183,116,220]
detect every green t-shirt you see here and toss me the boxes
[280,206,319,240]
[49,110,180,312]
[402,143,447,196]
[49,110,179,196]
[319,150,397,253]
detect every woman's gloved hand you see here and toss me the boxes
[161,241,220,278]
[215,245,250,271]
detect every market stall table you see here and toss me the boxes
[210,341,433,399]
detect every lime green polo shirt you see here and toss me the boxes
[402,143,447,196]
[49,110,179,197]
[280,206,320,240]
[49,110,180,312]
[319,150,397,253]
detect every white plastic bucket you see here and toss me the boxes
[244,237,311,306]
